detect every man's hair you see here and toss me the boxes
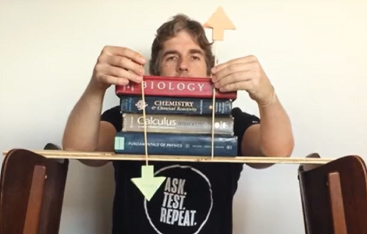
[149,14,214,76]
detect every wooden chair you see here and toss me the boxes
[298,154,367,234]
[0,144,69,234]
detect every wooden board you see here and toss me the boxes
[2,150,334,164]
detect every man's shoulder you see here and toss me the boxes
[102,105,120,114]
[231,107,260,124]
[101,105,121,131]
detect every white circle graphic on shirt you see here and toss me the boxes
[144,164,213,234]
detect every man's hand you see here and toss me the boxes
[211,55,274,106]
[90,46,146,90]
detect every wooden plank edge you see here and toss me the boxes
[2,150,335,164]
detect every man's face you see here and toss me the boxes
[159,30,208,78]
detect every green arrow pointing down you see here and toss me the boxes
[131,165,166,201]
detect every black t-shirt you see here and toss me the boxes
[101,106,260,234]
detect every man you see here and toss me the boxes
[62,14,294,234]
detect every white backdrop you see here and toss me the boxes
[1,0,367,233]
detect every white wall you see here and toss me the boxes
[1,0,366,233]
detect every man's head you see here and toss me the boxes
[149,14,214,77]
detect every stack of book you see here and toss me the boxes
[114,75,238,157]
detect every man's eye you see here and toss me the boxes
[192,56,200,60]
[167,56,177,61]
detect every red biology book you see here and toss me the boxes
[115,75,237,100]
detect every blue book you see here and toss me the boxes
[120,96,232,115]
[114,132,238,156]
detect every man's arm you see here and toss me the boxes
[242,95,294,157]
[62,46,146,167]
[62,82,114,166]
[241,94,294,168]
[211,55,294,168]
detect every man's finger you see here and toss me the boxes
[219,80,254,92]
[101,74,130,86]
[106,55,145,77]
[214,70,253,89]
[102,46,146,65]
[102,65,143,83]
[212,63,252,83]
[211,55,258,73]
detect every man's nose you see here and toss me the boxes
[178,57,189,72]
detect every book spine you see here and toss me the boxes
[122,113,234,135]
[115,76,237,100]
[114,132,238,156]
[120,96,232,115]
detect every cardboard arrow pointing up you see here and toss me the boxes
[204,6,236,41]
